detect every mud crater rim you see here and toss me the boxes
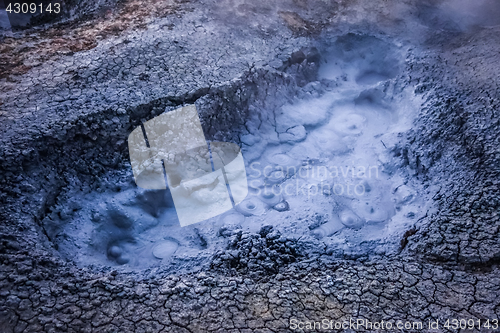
[37,33,431,273]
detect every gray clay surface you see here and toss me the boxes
[1,0,500,332]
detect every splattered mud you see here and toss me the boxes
[1,0,500,332]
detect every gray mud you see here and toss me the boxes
[1,0,499,332]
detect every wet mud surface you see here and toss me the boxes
[1,0,500,332]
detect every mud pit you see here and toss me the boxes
[43,35,431,272]
[1,0,500,332]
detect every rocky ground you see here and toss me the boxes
[1,0,500,332]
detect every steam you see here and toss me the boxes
[418,0,500,31]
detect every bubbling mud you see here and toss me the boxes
[47,34,430,270]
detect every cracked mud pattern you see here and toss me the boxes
[1,0,500,332]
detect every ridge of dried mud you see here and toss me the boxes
[1,0,499,332]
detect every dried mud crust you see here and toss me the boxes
[1,246,499,332]
[1,1,500,332]
[0,0,186,80]
[401,28,500,266]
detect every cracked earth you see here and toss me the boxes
[1,0,500,332]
